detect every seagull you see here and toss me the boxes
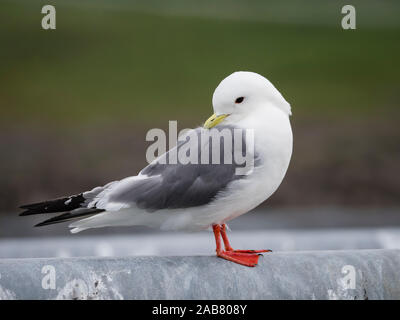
[20,71,293,267]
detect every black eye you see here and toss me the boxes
[235,97,244,104]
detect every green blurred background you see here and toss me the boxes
[1,0,399,212]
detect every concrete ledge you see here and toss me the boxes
[0,249,399,299]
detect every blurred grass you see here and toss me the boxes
[1,0,399,126]
[0,1,400,210]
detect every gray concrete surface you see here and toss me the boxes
[0,249,399,300]
[1,228,400,259]
[1,208,399,300]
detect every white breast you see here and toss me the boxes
[174,106,293,230]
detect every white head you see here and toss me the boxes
[204,71,291,128]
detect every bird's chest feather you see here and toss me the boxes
[217,111,293,221]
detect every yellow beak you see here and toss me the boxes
[203,113,229,129]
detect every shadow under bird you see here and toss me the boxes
[20,71,293,267]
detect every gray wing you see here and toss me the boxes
[103,126,260,211]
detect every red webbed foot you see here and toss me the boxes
[217,250,262,267]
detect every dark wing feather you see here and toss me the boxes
[19,194,86,216]
[34,208,104,227]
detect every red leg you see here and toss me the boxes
[212,224,270,267]
[220,224,272,253]
[220,224,234,251]
[213,224,223,253]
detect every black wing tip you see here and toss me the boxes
[34,221,51,227]
[19,210,34,216]
[19,203,44,214]
[34,209,104,228]
[19,208,48,216]
[18,194,85,216]
[19,202,43,209]
[34,212,71,227]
